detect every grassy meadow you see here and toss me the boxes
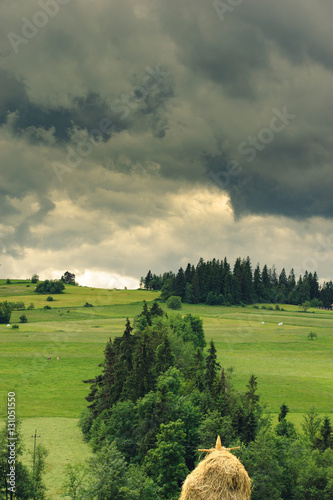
[1,279,332,497]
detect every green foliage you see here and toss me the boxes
[31,274,39,283]
[9,301,25,310]
[0,300,11,323]
[302,407,322,448]
[11,324,19,329]
[314,417,333,451]
[35,279,65,294]
[204,340,220,391]
[143,257,331,306]
[308,331,318,340]
[27,302,35,310]
[300,300,311,312]
[143,420,189,499]
[46,296,54,302]
[61,271,76,285]
[166,295,182,310]
[19,314,28,323]
[0,423,34,500]
[32,444,48,500]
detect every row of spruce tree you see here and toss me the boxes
[75,302,333,500]
[141,257,333,307]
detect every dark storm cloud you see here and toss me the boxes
[0,67,174,144]
[0,0,332,281]
[0,69,122,141]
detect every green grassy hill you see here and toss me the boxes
[1,279,332,498]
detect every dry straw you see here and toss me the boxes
[179,436,251,500]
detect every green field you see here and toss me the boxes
[1,279,332,497]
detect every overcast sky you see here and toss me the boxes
[0,0,332,288]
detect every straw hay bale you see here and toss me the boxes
[179,438,251,500]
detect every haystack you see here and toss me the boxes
[179,437,251,500]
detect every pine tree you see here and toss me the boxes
[315,417,333,450]
[245,375,260,409]
[204,341,221,392]
[175,268,186,299]
[253,264,264,302]
[140,300,152,325]
[278,403,289,422]
[150,302,164,318]
[278,268,287,288]
[241,257,254,304]
[131,332,156,400]
[287,268,296,293]
[262,265,271,301]
[144,270,153,290]
[184,263,192,284]
[155,335,174,376]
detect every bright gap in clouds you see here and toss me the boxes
[75,270,140,290]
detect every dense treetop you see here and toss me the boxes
[77,302,333,499]
[142,257,333,308]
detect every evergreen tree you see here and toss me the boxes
[204,341,221,392]
[144,270,153,290]
[302,407,322,448]
[241,257,254,304]
[184,283,195,304]
[191,272,201,304]
[184,263,193,284]
[131,332,156,400]
[253,264,264,302]
[150,302,164,318]
[245,375,260,409]
[309,271,319,300]
[315,417,333,451]
[174,268,186,299]
[233,257,243,304]
[140,301,152,326]
[278,403,289,422]
[261,265,271,302]
[155,336,174,376]
[287,268,296,293]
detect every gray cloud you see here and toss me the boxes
[0,0,332,282]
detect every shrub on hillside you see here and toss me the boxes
[46,296,54,301]
[35,280,65,294]
[166,296,182,310]
[27,303,34,310]
[19,314,28,323]
[9,301,25,311]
